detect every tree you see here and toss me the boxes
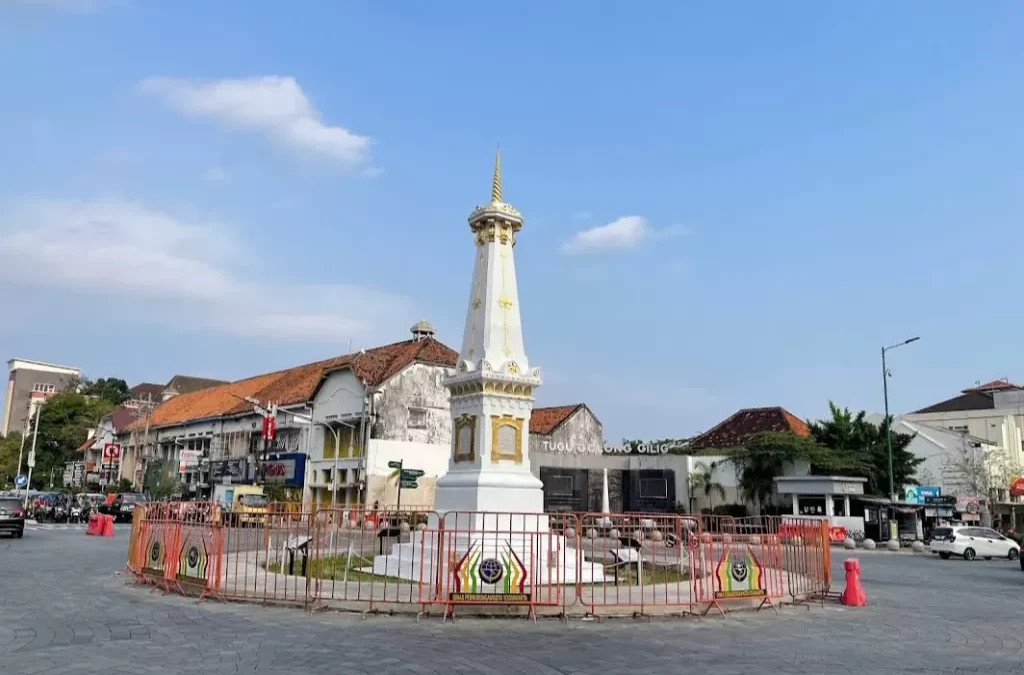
[29,392,114,491]
[81,378,130,406]
[621,437,695,454]
[690,460,726,511]
[115,478,135,493]
[808,402,922,497]
[143,460,182,500]
[944,434,1009,526]
[726,432,847,511]
[0,432,24,488]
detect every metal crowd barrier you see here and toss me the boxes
[123,503,834,617]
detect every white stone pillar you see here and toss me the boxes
[844,495,851,518]
[791,493,799,515]
[825,493,835,524]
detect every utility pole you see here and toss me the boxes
[881,336,921,543]
[24,405,41,507]
[16,411,33,494]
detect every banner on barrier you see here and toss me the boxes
[713,545,767,599]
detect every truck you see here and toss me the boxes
[212,484,268,527]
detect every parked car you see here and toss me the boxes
[0,497,26,538]
[930,525,1020,561]
[101,493,148,523]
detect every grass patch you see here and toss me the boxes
[267,554,410,584]
[598,563,690,586]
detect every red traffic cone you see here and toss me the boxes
[841,558,867,607]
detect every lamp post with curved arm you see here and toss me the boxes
[298,384,367,508]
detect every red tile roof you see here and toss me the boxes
[962,379,1023,393]
[77,436,97,452]
[530,404,601,435]
[140,337,457,430]
[531,405,581,435]
[689,406,810,451]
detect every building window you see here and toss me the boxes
[640,478,668,499]
[32,383,56,394]
[548,475,573,496]
[833,497,847,517]
[408,407,428,429]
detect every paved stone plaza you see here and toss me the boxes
[2,530,1024,674]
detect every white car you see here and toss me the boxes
[930,525,1020,561]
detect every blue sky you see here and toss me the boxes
[0,1,1022,441]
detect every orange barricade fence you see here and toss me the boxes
[217,504,313,606]
[123,505,834,616]
[305,506,440,613]
[694,516,785,615]
[575,512,696,617]
[437,511,573,620]
[777,516,832,601]
[125,506,144,572]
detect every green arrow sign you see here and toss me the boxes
[399,479,418,489]
[401,469,425,478]
[387,460,403,469]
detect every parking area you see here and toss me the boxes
[3,529,1024,674]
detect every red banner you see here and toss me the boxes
[829,526,848,543]
[1011,477,1024,497]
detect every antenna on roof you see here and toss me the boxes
[349,338,352,353]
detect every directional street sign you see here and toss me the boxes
[14,475,27,488]
[401,469,425,479]
[399,479,418,489]
[387,460,403,469]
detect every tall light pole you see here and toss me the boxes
[287,409,353,508]
[882,336,920,501]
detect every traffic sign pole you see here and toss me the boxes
[393,459,403,514]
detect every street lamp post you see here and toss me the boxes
[288,408,354,508]
[882,336,920,501]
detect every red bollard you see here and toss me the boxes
[101,515,115,537]
[841,557,867,607]
[85,513,101,536]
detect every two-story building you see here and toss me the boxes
[114,322,460,506]
[904,379,1024,503]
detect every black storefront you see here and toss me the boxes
[539,467,676,514]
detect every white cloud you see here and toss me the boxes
[560,216,687,256]
[137,76,372,168]
[2,0,123,12]
[203,166,227,182]
[0,198,410,343]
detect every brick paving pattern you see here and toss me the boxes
[2,528,1023,674]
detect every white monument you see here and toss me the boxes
[367,151,604,585]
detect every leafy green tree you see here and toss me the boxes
[689,460,726,511]
[0,432,24,488]
[81,378,131,406]
[143,460,182,500]
[115,478,135,493]
[809,402,922,497]
[726,432,852,511]
[29,393,114,490]
[621,437,695,454]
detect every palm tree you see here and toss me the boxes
[690,461,727,513]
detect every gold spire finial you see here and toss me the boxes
[490,146,502,203]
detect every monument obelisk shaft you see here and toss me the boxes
[435,149,545,516]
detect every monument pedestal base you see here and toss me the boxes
[364,528,607,587]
